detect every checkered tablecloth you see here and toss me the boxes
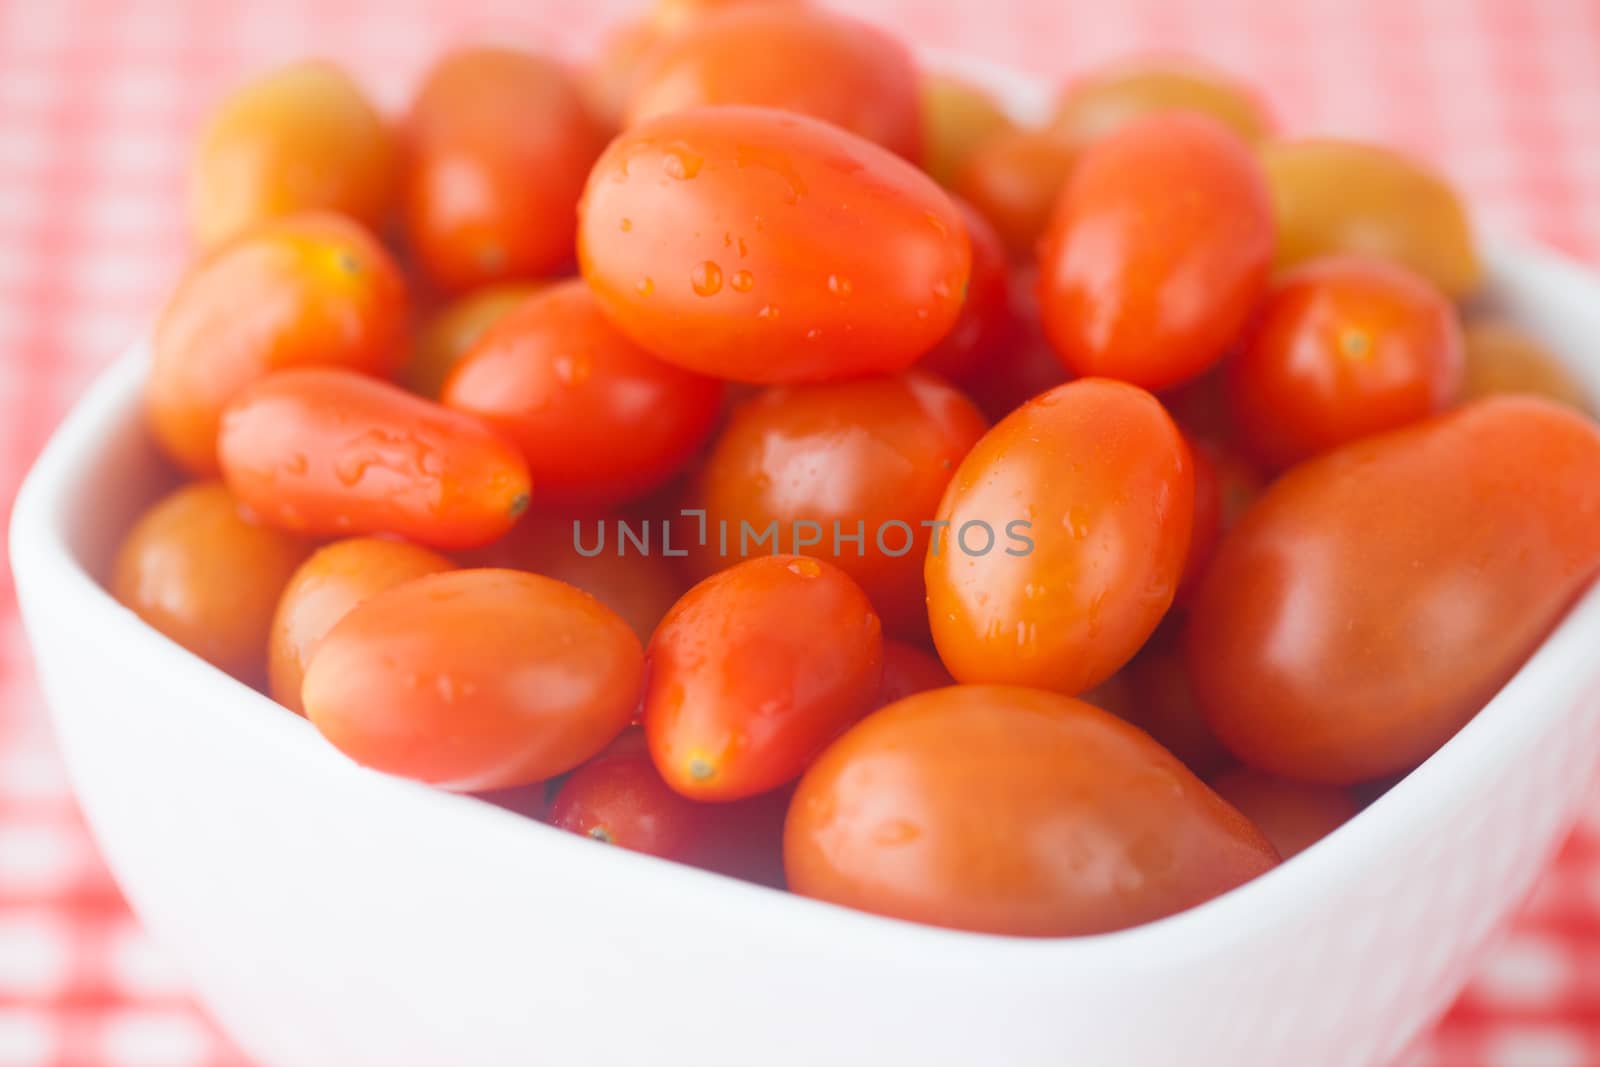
[2,0,1599,1064]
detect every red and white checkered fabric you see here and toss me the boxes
[2,1,1598,1064]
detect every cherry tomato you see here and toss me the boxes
[1037,114,1273,390]
[217,368,531,549]
[785,685,1278,936]
[402,283,542,399]
[1121,630,1233,778]
[459,514,686,644]
[643,555,884,801]
[405,47,606,293]
[952,127,1077,258]
[303,568,642,790]
[920,72,1017,187]
[443,279,723,509]
[267,537,455,713]
[1262,139,1483,300]
[1227,256,1464,469]
[1052,60,1272,148]
[627,6,921,161]
[112,482,311,686]
[927,378,1194,695]
[960,323,1071,422]
[147,213,408,476]
[1461,319,1593,414]
[877,639,954,706]
[577,107,971,384]
[584,19,661,130]
[189,61,396,247]
[686,372,988,636]
[917,199,1017,384]
[1187,397,1600,783]
[1209,770,1356,859]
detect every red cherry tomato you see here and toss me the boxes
[1037,114,1273,390]
[1187,397,1600,783]
[917,198,1017,385]
[626,6,921,161]
[643,555,884,801]
[686,372,989,636]
[218,368,531,549]
[405,47,606,292]
[926,378,1194,695]
[877,639,954,706]
[1227,255,1464,469]
[303,569,642,790]
[1209,770,1356,859]
[443,279,723,509]
[785,685,1278,936]
[578,106,971,384]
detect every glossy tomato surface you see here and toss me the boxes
[443,279,723,508]
[218,368,530,549]
[1037,114,1273,390]
[626,6,921,161]
[1227,255,1463,469]
[578,107,971,383]
[643,555,884,801]
[687,371,988,636]
[1187,397,1600,783]
[927,378,1193,695]
[785,685,1278,936]
[147,213,408,475]
[303,569,642,790]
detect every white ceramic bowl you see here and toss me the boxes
[12,59,1600,1067]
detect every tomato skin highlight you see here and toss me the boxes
[268,537,456,714]
[578,106,971,384]
[644,555,884,801]
[1186,397,1600,784]
[785,685,1278,937]
[217,368,531,549]
[303,569,643,790]
[1036,113,1273,390]
[1227,255,1464,469]
[626,5,922,161]
[926,378,1194,695]
[147,213,408,476]
[443,279,723,509]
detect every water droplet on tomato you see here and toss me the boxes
[691,260,723,296]
[786,558,822,578]
[731,269,754,292]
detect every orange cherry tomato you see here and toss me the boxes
[1120,629,1233,778]
[1227,256,1464,469]
[1037,114,1273,390]
[627,6,921,161]
[147,213,408,475]
[459,514,686,645]
[1052,59,1272,148]
[1209,769,1357,860]
[217,368,531,549]
[876,639,954,706]
[577,107,971,384]
[1262,139,1483,300]
[189,61,397,247]
[686,372,987,636]
[785,685,1278,936]
[643,555,884,801]
[1461,319,1594,414]
[405,47,606,293]
[952,127,1078,258]
[927,378,1194,695]
[112,482,311,686]
[303,568,642,790]
[442,279,723,509]
[267,537,455,713]
[1187,397,1600,783]
[917,198,1017,385]
[402,283,542,399]
[920,72,1017,187]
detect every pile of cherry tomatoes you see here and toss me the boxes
[110,0,1600,938]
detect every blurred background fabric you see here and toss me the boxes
[2,0,1599,1064]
